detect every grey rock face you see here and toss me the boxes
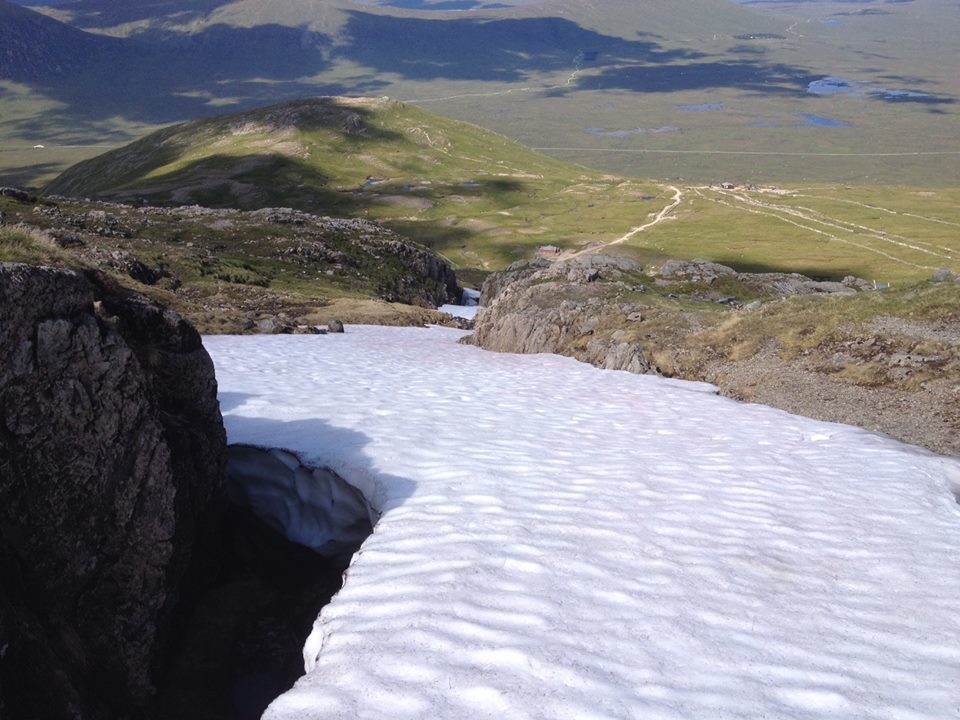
[479,258,550,306]
[658,258,858,296]
[569,254,642,273]
[469,254,868,376]
[0,263,225,718]
[658,258,737,283]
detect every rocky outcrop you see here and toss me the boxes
[657,258,856,297]
[467,255,960,456]
[470,256,654,373]
[480,255,642,306]
[0,263,226,718]
[12,199,461,323]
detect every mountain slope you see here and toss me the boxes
[0,0,115,81]
[7,0,958,187]
[45,96,663,268]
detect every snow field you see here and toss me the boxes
[204,326,960,720]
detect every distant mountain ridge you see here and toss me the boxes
[4,0,958,186]
[0,0,116,81]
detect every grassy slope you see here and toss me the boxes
[45,96,663,269]
[45,96,959,282]
[634,185,960,283]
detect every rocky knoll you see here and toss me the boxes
[471,256,656,374]
[0,263,225,718]
[0,194,463,333]
[467,256,960,456]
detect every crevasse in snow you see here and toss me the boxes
[205,326,960,720]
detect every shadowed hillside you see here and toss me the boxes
[4,0,958,186]
[44,96,666,268]
[0,0,118,81]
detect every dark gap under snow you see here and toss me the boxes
[152,446,373,720]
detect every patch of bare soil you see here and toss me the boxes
[703,349,960,457]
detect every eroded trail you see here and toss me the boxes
[693,187,958,272]
[564,185,682,259]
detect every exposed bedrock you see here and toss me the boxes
[0,262,226,719]
[467,256,960,456]
[470,255,869,370]
[469,255,654,373]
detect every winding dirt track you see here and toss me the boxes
[564,185,682,259]
[695,187,958,271]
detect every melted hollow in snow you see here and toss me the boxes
[204,326,960,720]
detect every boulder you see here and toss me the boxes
[0,263,225,718]
[257,316,294,334]
[0,187,36,203]
[328,319,345,333]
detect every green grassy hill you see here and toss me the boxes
[45,96,663,269]
[46,96,959,283]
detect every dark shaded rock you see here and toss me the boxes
[107,249,169,285]
[328,319,345,333]
[0,263,225,718]
[0,187,37,203]
[158,446,371,720]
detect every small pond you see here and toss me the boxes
[807,76,929,100]
[584,126,679,138]
[675,103,727,112]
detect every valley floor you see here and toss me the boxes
[206,326,960,720]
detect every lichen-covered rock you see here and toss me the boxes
[0,263,225,718]
[658,258,737,283]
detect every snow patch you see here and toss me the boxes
[438,303,478,320]
[439,287,481,319]
[204,327,960,720]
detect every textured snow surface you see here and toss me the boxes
[438,303,478,320]
[204,327,960,720]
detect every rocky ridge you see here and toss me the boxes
[467,256,960,456]
[1,192,463,333]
